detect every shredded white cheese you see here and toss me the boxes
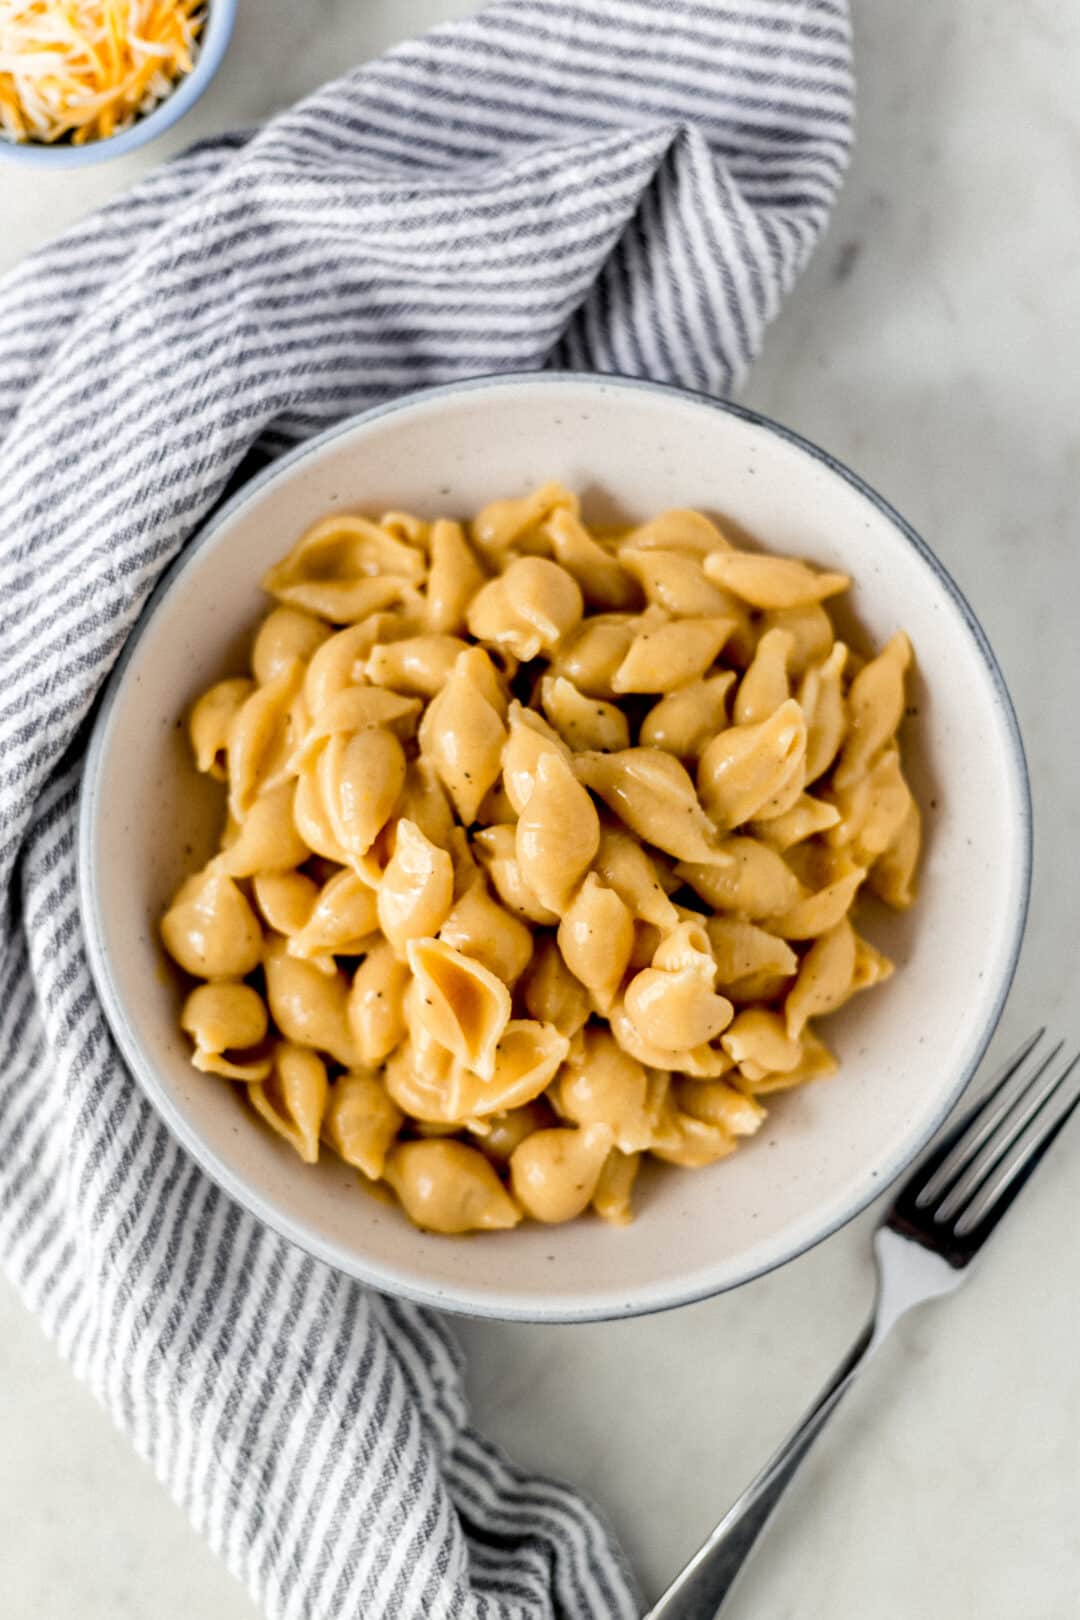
[0,0,205,146]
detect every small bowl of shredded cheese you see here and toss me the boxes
[0,0,236,164]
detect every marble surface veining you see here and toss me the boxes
[3,1,1080,1615]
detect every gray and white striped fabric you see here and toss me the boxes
[0,3,852,1615]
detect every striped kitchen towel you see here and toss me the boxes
[0,2,853,1616]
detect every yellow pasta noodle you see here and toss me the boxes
[161,484,921,1234]
[181,982,270,1081]
[377,819,455,958]
[556,873,635,1013]
[322,1072,403,1180]
[515,751,600,914]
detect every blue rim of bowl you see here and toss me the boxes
[78,370,1034,1323]
[0,0,237,167]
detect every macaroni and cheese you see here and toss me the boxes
[161,485,921,1234]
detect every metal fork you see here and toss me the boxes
[646,1028,1080,1620]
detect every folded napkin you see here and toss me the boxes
[0,2,852,1614]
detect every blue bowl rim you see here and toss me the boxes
[0,0,237,168]
[78,369,1033,1323]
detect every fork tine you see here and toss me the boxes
[933,1039,1069,1223]
[915,1028,1049,1210]
[954,1053,1080,1237]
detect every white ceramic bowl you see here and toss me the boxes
[79,374,1031,1321]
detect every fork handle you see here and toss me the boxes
[644,1317,877,1620]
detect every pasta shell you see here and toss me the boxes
[228,659,305,821]
[438,876,534,988]
[638,672,735,759]
[385,1140,520,1234]
[770,863,866,940]
[252,607,332,685]
[827,746,913,864]
[474,1101,554,1165]
[347,940,411,1066]
[264,940,359,1068]
[592,828,680,929]
[724,971,794,1006]
[784,918,858,1038]
[474,1020,571,1115]
[377,819,455,959]
[722,1008,803,1081]
[519,936,591,1038]
[406,938,512,1082]
[798,641,849,783]
[733,628,794,726]
[248,1044,328,1164]
[677,837,806,919]
[591,1149,642,1226]
[516,751,600,913]
[262,513,424,621]
[868,800,921,910]
[552,1028,657,1153]
[472,825,560,925]
[393,759,455,852]
[425,519,488,634]
[852,934,894,991]
[703,549,849,609]
[303,615,398,713]
[384,1030,463,1124]
[673,1077,765,1136]
[181,982,270,1081]
[623,963,733,1051]
[467,556,584,661]
[544,507,639,610]
[749,794,840,850]
[540,674,629,753]
[607,996,734,1078]
[471,481,577,553]
[293,687,422,765]
[322,1072,403,1180]
[573,748,728,865]
[696,699,807,829]
[649,915,714,974]
[501,702,571,817]
[649,1103,736,1168]
[547,615,636,699]
[161,869,263,980]
[252,870,319,937]
[293,759,350,865]
[760,602,833,676]
[705,916,798,987]
[380,511,430,547]
[391,1017,565,1125]
[557,873,634,1012]
[834,631,912,789]
[509,1124,614,1223]
[189,678,254,779]
[419,649,508,825]
[365,635,470,698]
[618,546,739,617]
[611,616,734,695]
[288,869,381,972]
[320,727,406,861]
[621,508,732,556]
[214,780,310,877]
[739,1027,837,1093]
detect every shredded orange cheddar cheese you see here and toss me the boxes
[0,0,205,146]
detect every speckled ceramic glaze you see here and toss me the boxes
[78,374,1031,1321]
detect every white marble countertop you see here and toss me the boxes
[4,1,1080,1615]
